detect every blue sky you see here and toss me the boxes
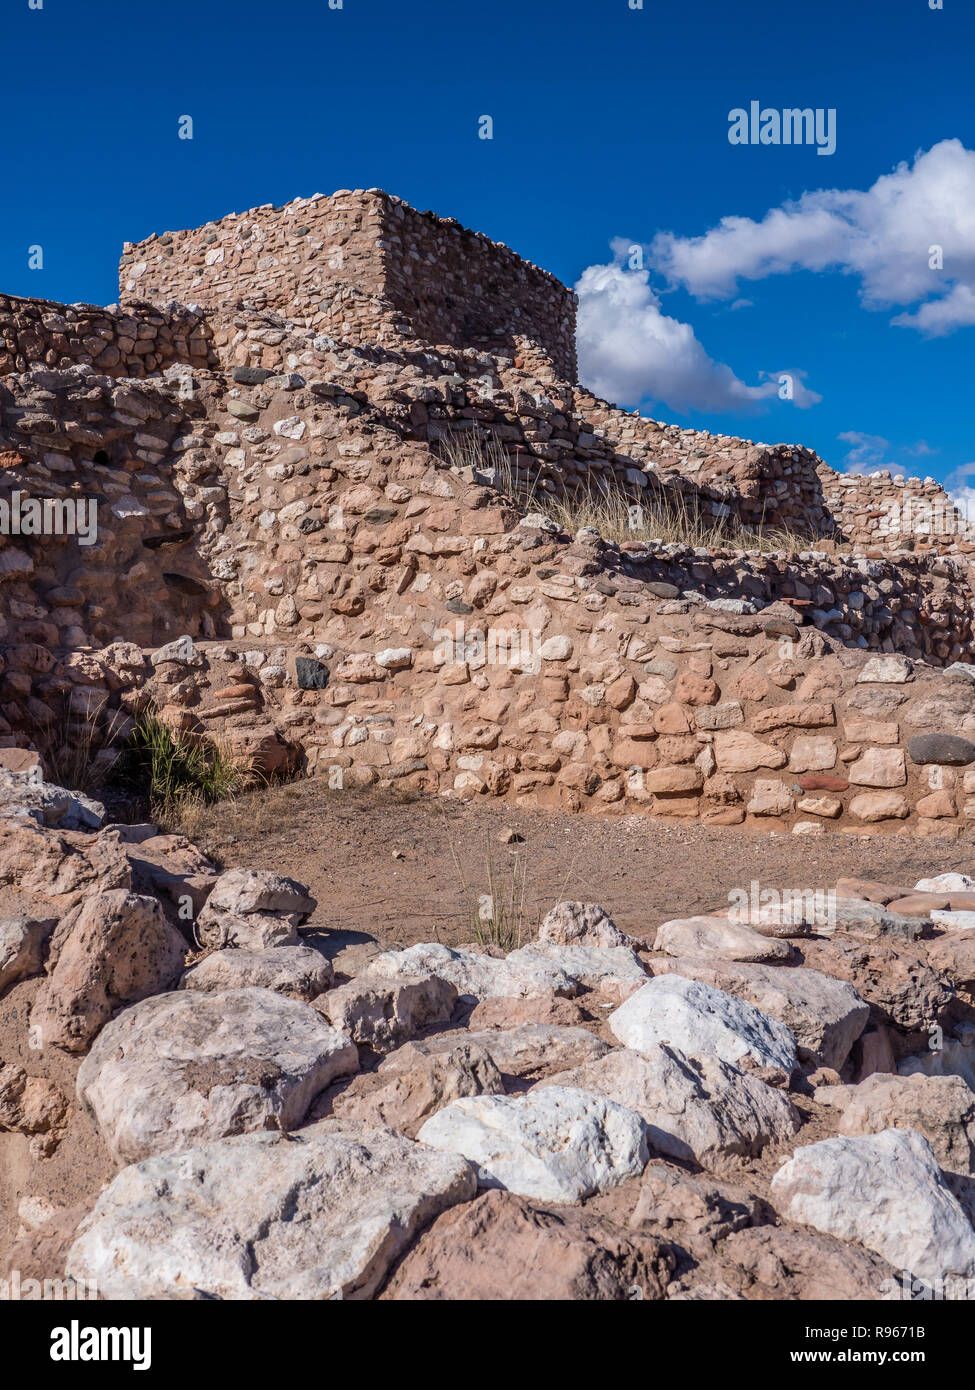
[3,0,973,494]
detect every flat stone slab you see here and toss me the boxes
[77,987,358,1163]
[417,1085,648,1203]
[380,1025,611,1080]
[181,946,334,1001]
[66,1120,475,1299]
[652,916,793,963]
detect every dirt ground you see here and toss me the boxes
[187,781,975,951]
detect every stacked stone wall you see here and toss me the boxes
[0,295,215,380]
[819,465,975,558]
[118,190,576,379]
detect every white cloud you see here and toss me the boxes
[837,430,908,478]
[759,368,822,408]
[575,249,818,414]
[944,462,975,519]
[649,139,975,335]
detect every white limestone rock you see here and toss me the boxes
[366,942,578,1003]
[538,1044,799,1165]
[608,975,798,1078]
[771,1129,975,1285]
[417,1085,648,1203]
[66,1120,475,1300]
[77,987,358,1163]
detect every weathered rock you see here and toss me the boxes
[857,656,913,684]
[771,1129,975,1284]
[538,1044,799,1165]
[366,942,578,1002]
[608,975,798,1078]
[916,873,975,893]
[30,891,186,1052]
[720,1224,900,1301]
[0,768,105,830]
[468,994,589,1028]
[382,1189,673,1301]
[538,901,630,948]
[380,1025,611,1081]
[315,972,457,1051]
[194,867,316,949]
[800,936,953,1034]
[849,791,910,822]
[847,748,907,789]
[824,1072,975,1175]
[332,1043,504,1137]
[77,987,358,1162]
[653,915,793,963]
[0,1062,69,1157]
[0,915,52,994]
[0,818,130,909]
[182,945,333,1001]
[417,1085,648,1202]
[66,1120,475,1300]
[907,734,975,766]
[712,731,786,773]
[507,941,648,1002]
[649,958,868,1071]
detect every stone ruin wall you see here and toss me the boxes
[118,190,577,381]
[0,295,215,380]
[3,191,975,836]
[819,465,975,558]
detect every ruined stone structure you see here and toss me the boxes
[119,190,578,383]
[3,189,975,835]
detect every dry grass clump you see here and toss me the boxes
[439,429,819,555]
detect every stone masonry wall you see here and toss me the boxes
[0,295,215,380]
[819,465,975,558]
[3,190,975,837]
[118,190,577,381]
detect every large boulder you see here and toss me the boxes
[66,1120,475,1300]
[720,1225,900,1301]
[648,958,868,1071]
[507,941,648,1003]
[417,1085,648,1203]
[333,1043,504,1138]
[538,1044,799,1166]
[182,945,334,1002]
[823,1072,975,1175]
[382,1189,673,1301]
[538,902,631,949]
[653,916,793,964]
[30,891,186,1052]
[608,976,798,1079]
[0,817,130,911]
[0,767,104,830]
[800,936,953,1035]
[77,987,358,1162]
[771,1129,975,1285]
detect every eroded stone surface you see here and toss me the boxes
[77,987,358,1162]
[66,1121,475,1300]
